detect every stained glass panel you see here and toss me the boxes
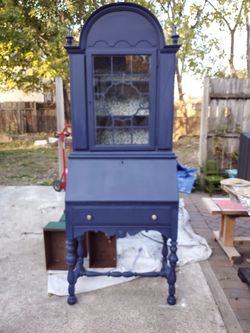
[94,55,150,145]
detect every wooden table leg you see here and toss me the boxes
[221,215,235,246]
[214,214,241,263]
[219,215,225,239]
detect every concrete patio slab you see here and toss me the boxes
[0,186,228,333]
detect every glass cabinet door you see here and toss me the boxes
[93,55,151,146]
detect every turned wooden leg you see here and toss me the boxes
[66,239,77,305]
[167,239,178,305]
[161,234,168,275]
[76,235,85,275]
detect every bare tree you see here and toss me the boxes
[207,0,245,78]
[158,0,209,134]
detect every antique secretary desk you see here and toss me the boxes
[65,3,180,306]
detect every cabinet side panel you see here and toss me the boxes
[157,53,176,150]
[69,54,88,149]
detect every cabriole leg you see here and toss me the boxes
[76,235,85,275]
[167,239,178,305]
[66,239,77,305]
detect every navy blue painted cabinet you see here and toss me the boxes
[65,3,180,306]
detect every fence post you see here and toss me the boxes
[199,77,210,168]
[55,77,65,178]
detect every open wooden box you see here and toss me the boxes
[43,222,116,270]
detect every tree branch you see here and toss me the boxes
[207,0,232,31]
[233,0,245,31]
[159,1,173,23]
[191,0,208,29]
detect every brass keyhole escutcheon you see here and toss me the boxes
[151,214,158,221]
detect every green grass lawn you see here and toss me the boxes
[0,135,59,185]
[0,134,199,186]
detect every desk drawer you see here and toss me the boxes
[70,206,173,226]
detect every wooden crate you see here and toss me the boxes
[43,222,117,270]
[43,221,68,270]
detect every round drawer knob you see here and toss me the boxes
[86,214,93,221]
[151,214,158,221]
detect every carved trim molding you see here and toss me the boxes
[87,39,156,49]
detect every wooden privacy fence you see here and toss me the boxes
[173,100,200,141]
[0,102,56,134]
[199,78,250,170]
[0,99,201,139]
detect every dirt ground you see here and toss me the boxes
[0,134,199,185]
[173,135,199,168]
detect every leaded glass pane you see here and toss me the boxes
[93,55,150,145]
[96,129,113,145]
[132,129,149,144]
[114,129,131,144]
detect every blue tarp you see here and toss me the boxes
[177,162,197,194]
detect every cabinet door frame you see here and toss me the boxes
[86,48,157,151]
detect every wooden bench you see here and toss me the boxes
[202,197,250,263]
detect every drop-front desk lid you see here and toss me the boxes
[66,158,178,203]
